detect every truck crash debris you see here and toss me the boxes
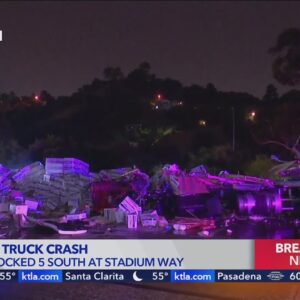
[0,158,299,239]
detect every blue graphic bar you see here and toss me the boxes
[63,270,170,282]
[18,270,63,283]
[0,269,296,283]
[215,270,294,282]
[171,270,215,282]
[0,270,18,282]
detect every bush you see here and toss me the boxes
[0,139,29,168]
[244,155,275,177]
[187,144,236,173]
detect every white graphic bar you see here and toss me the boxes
[0,240,254,270]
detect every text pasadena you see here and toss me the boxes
[65,271,124,281]
[217,272,262,281]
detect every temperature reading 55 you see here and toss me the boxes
[152,271,169,281]
[0,271,16,281]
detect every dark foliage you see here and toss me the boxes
[0,62,299,174]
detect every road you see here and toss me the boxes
[6,218,300,239]
[0,282,300,300]
[1,217,300,299]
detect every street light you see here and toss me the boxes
[232,107,235,152]
[248,110,256,122]
[198,119,207,127]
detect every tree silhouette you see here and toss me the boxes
[270,28,300,86]
[250,99,300,160]
[103,66,124,81]
[262,84,278,102]
[40,90,55,102]
[127,61,152,82]
[258,29,300,159]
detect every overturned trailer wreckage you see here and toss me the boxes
[0,158,297,239]
[151,164,281,218]
[91,167,150,212]
[271,160,300,214]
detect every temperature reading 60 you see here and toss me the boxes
[290,272,300,281]
[152,271,169,281]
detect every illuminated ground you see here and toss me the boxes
[0,282,299,300]
[0,283,204,300]
[6,218,300,239]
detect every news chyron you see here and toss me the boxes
[1,241,300,283]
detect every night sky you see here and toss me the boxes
[0,1,300,97]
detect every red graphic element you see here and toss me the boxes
[255,240,300,269]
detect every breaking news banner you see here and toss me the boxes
[255,240,300,269]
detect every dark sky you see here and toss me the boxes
[0,1,300,97]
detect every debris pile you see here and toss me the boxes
[140,210,159,227]
[0,164,13,194]
[271,160,300,187]
[0,159,288,239]
[13,161,92,212]
[0,158,94,236]
[118,196,142,229]
[173,217,216,231]
[45,158,90,176]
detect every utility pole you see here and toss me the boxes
[232,107,235,152]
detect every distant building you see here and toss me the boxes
[151,98,184,111]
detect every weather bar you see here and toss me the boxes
[0,270,300,283]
